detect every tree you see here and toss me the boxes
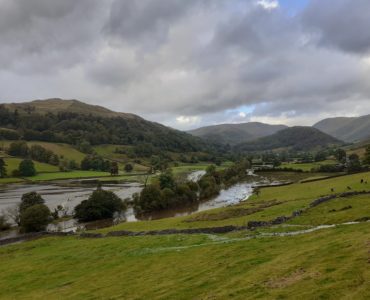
[124,163,133,173]
[334,149,346,162]
[364,145,370,165]
[20,204,51,233]
[347,154,362,173]
[74,189,125,222]
[18,159,36,177]
[134,185,162,213]
[7,141,29,157]
[111,162,119,175]
[20,191,45,213]
[0,215,11,231]
[0,158,7,178]
[159,170,175,190]
[314,151,327,162]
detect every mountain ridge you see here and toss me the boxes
[188,122,288,145]
[234,126,343,152]
[313,114,370,142]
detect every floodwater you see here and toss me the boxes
[0,170,305,236]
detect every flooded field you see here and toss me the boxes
[0,171,318,236]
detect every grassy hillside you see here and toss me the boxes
[3,157,59,174]
[189,122,287,145]
[235,126,342,152]
[0,140,85,163]
[0,171,369,299]
[314,114,370,142]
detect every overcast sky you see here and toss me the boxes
[0,0,370,130]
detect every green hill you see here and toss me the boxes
[0,99,207,153]
[314,114,370,142]
[235,126,342,152]
[188,122,287,145]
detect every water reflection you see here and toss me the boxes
[0,170,309,237]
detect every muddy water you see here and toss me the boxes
[0,182,142,213]
[0,171,307,236]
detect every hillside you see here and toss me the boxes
[188,122,287,145]
[0,99,207,153]
[2,98,138,119]
[235,126,342,152]
[314,114,370,142]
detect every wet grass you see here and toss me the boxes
[0,223,369,299]
[0,172,370,299]
[97,171,370,233]
[27,171,112,181]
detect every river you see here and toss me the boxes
[0,171,309,236]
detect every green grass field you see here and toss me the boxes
[282,160,337,172]
[0,141,86,163]
[0,171,369,299]
[27,171,112,181]
[3,157,59,174]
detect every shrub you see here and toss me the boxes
[134,185,162,213]
[124,163,133,173]
[159,171,175,189]
[0,215,11,231]
[20,204,51,233]
[19,159,36,177]
[0,158,7,178]
[198,175,220,200]
[20,191,45,213]
[74,189,125,222]
[7,141,29,157]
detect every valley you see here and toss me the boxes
[0,99,369,300]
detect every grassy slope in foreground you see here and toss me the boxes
[0,223,369,299]
[0,172,370,299]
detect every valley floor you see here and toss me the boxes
[0,172,369,299]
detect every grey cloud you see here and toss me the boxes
[302,0,370,54]
[104,0,199,48]
[0,0,106,72]
[0,0,370,130]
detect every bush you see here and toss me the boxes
[0,158,7,178]
[198,175,220,199]
[74,189,125,222]
[20,204,51,233]
[7,141,29,157]
[134,185,162,213]
[20,191,45,213]
[0,215,11,231]
[19,159,36,177]
[124,163,133,173]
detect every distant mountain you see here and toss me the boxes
[3,98,138,119]
[234,126,343,152]
[0,99,207,152]
[314,114,370,142]
[188,122,288,145]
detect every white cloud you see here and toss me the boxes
[257,0,279,10]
